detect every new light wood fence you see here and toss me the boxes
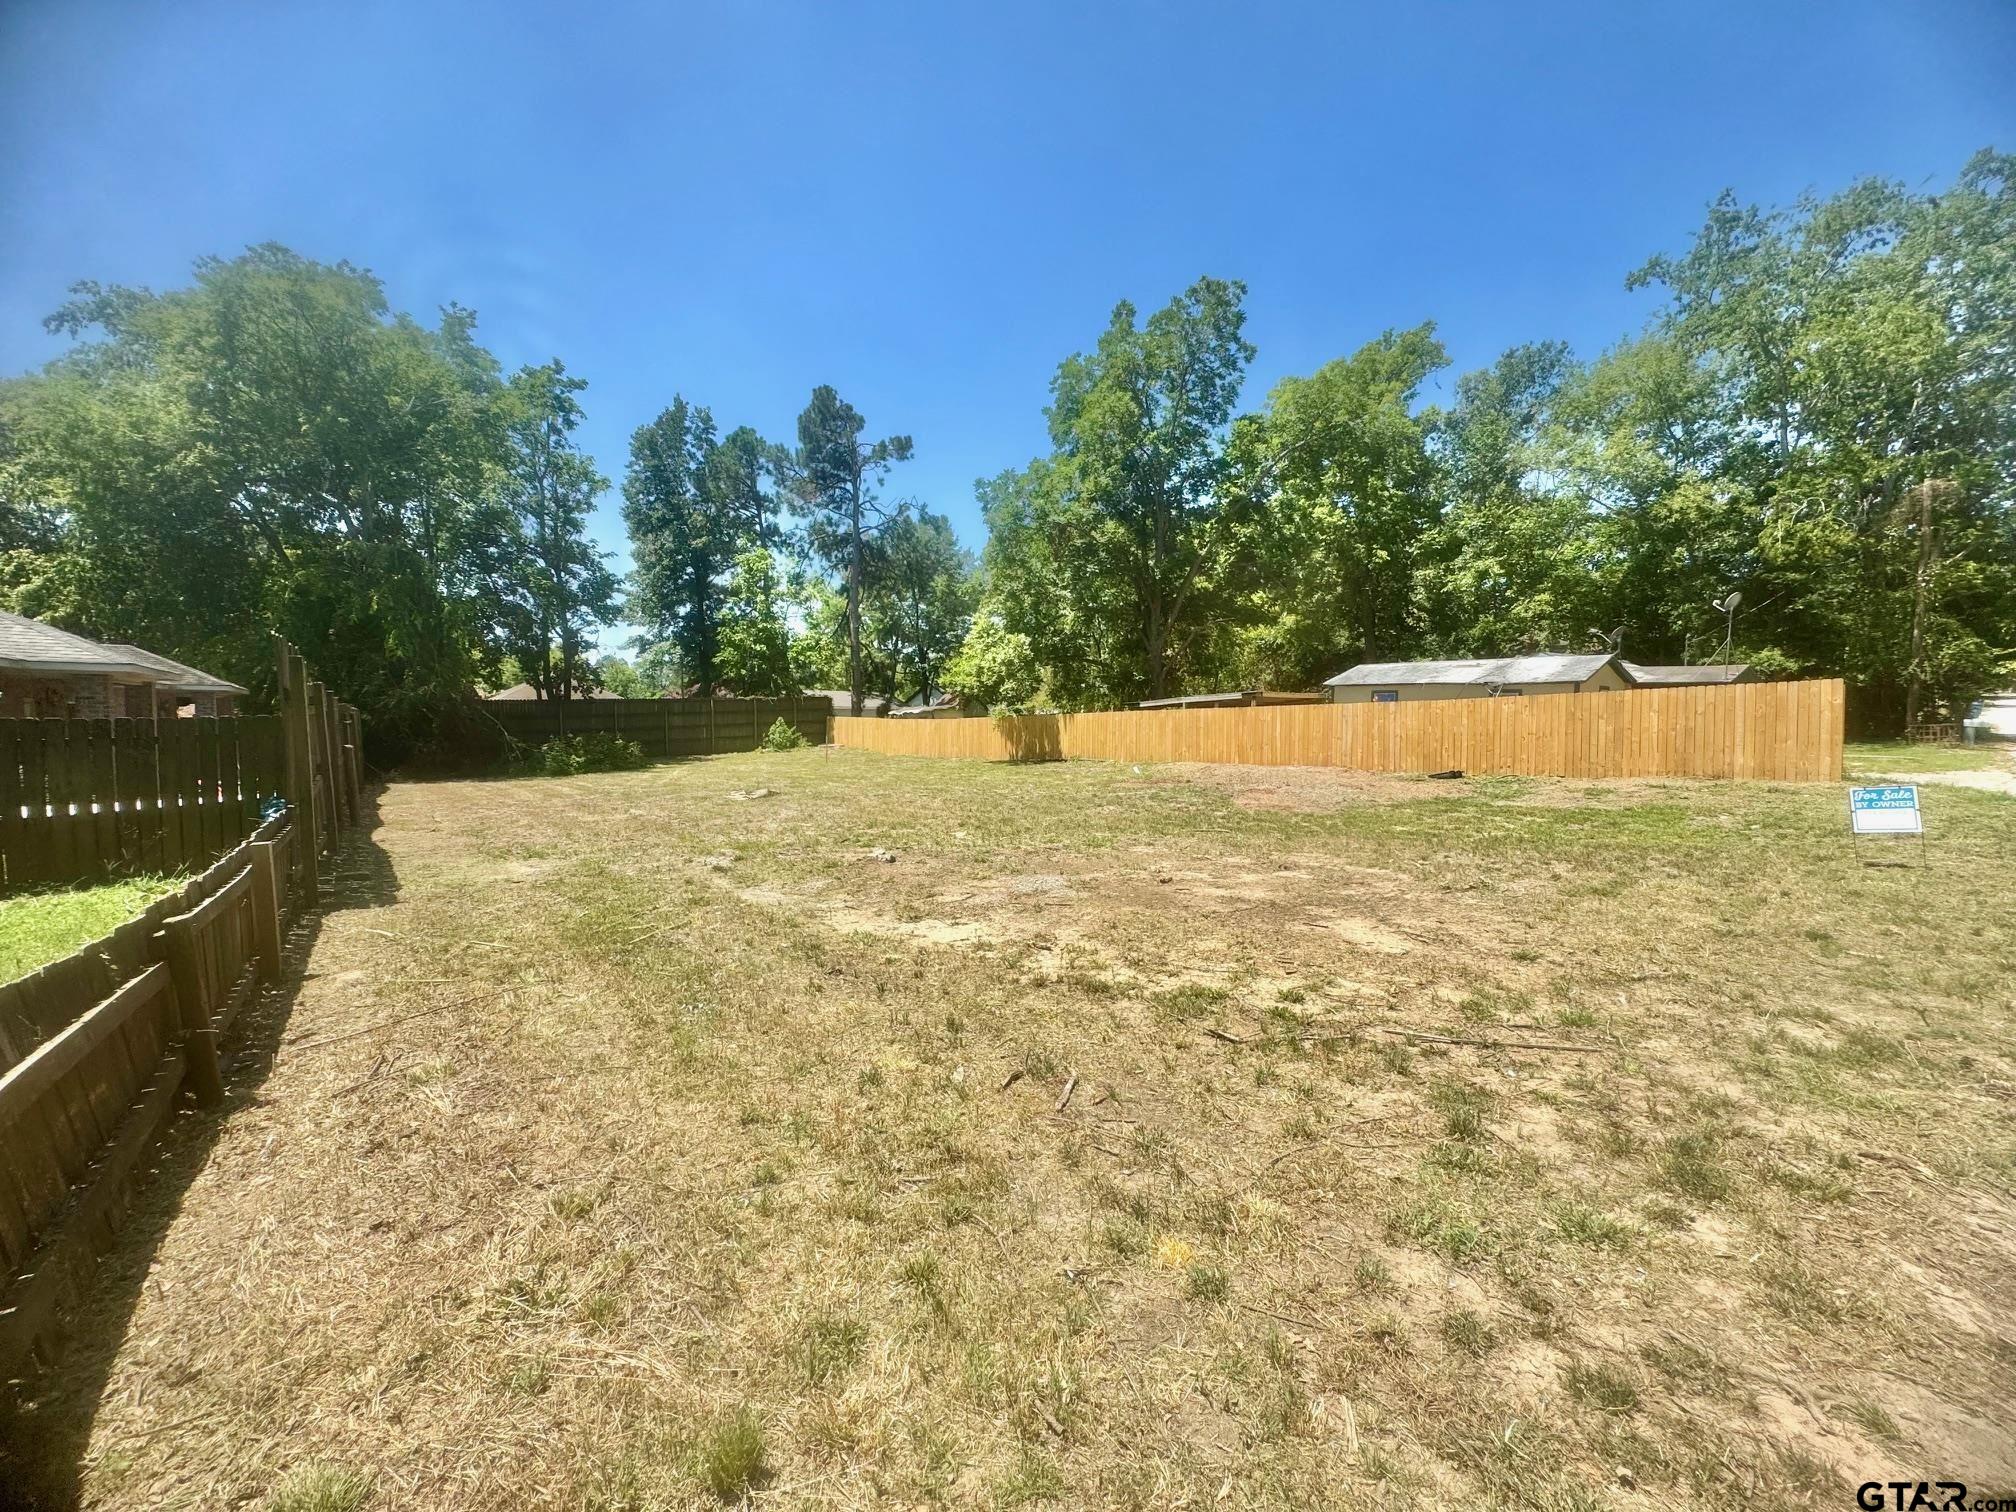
[0,807,303,1373]
[834,679,1846,783]
[485,695,831,759]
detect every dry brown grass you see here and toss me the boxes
[5,749,2014,1508]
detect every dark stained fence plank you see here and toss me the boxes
[0,723,21,890]
[87,719,118,876]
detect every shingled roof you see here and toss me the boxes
[0,611,160,678]
[104,644,248,696]
[1620,662,1751,686]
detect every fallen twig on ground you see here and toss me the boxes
[1373,1025,1604,1053]
[1055,1073,1078,1112]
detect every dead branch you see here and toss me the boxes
[1373,1025,1604,1054]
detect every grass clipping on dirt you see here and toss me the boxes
[18,751,2016,1509]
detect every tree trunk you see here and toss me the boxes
[1903,480,1944,732]
[847,475,865,716]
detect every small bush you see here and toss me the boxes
[759,717,810,751]
[531,733,648,777]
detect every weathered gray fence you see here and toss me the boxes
[485,695,831,759]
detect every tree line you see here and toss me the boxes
[1,149,2009,755]
[971,149,2015,732]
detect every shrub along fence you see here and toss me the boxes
[0,634,362,1373]
[484,695,831,760]
[0,634,363,893]
[834,678,1847,783]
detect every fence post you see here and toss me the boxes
[320,685,345,833]
[247,838,284,984]
[276,637,319,899]
[160,921,223,1107]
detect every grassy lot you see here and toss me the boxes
[1843,738,2010,775]
[9,752,2014,1508]
[0,875,183,982]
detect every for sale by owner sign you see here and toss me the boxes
[1849,785,1923,836]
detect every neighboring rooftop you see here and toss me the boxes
[1136,690,1322,709]
[799,689,885,715]
[1622,662,1751,686]
[0,611,160,678]
[1325,655,1621,688]
[104,644,249,696]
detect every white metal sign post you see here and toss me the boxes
[1848,785,1926,864]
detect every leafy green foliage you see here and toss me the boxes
[982,278,1254,706]
[973,153,2016,732]
[773,386,913,713]
[530,733,647,777]
[758,717,809,751]
[622,399,773,694]
[1,246,613,762]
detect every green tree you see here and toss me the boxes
[1626,150,2016,727]
[499,361,617,701]
[943,602,1044,710]
[988,278,1254,705]
[773,386,912,714]
[714,549,798,696]
[1224,324,1445,687]
[864,508,977,700]
[6,245,521,759]
[622,399,771,694]
[1414,343,1607,655]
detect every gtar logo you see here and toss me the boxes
[1857,1485,1965,1511]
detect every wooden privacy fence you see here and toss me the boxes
[834,679,1846,783]
[0,635,364,894]
[0,806,303,1373]
[0,716,286,890]
[485,695,832,760]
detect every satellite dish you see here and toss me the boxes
[1712,591,1742,614]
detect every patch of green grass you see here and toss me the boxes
[1440,1309,1496,1357]
[1550,1198,1631,1248]
[1151,982,1230,1021]
[1388,1191,1492,1263]
[1660,1130,1732,1203]
[804,1312,867,1384]
[1844,740,2003,775]
[1565,1359,1641,1414]
[995,1446,1065,1505]
[267,1464,372,1512]
[1185,1262,1230,1303]
[0,874,183,982]
[696,1408,768,1501]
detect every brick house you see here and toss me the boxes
[0,612,247,720]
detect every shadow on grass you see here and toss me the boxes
[0,791,399,1511]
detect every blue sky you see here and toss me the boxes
[4,0,2012,650]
